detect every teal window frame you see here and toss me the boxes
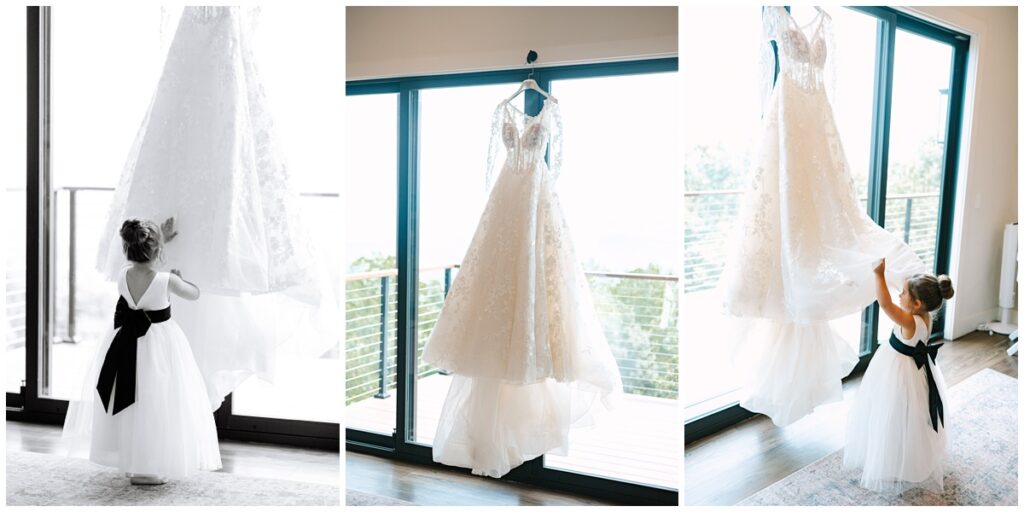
[346,57,679,505]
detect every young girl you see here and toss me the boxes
[843,258,954,493]
[62,219,221,484]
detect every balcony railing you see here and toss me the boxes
[684,190,941,293]
[345,266,679,405]
[4,186,339,350]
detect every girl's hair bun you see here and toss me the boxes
[120,218,161,263]
[937,275,955,300]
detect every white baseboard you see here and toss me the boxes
[950,306,1017,340]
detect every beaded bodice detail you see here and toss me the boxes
[485,99,564,191]
[762,6,835,98]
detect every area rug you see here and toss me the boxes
[346,489,419,506]
[740,368,1018,506]
[6,450,340,506]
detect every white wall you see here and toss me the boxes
[904,6,1018,339]
[346,6,678,80]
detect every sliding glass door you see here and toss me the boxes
[345,92,400,436]
[13,5,339,449]
[3,9,28,400]
[541,73,678,488]
[683,5,968,440]
[346,59,679,504]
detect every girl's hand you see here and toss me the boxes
[873,258,886,276]
[161,217,178,243]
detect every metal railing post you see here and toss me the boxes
[66,188,77,342]
[374,275,390,398]
[903,196,913,244]
[443,267,451,297]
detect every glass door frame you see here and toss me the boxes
[346,57,679,505]
[9,6,338,451]
[684,5,969,443]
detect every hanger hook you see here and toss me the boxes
[526,50,538,81]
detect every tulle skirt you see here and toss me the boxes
[734,320,858,426]
[843,342,948,493]
[62,320,222,479]
[432,376,614,478]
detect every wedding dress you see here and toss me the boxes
[422,93,623,478]
[719,6,927,426]
[95,6,335,410]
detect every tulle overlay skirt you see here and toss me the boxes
[62,320,222,478]
[733,320,857,427]
[423,163,622,477]
[720,74,927,425]
[843,342,948,492]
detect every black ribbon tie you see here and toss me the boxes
[95,296,171,415]
[888,332,944,432]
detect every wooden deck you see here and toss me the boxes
[346,373,679,489]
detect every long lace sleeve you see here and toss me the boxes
[822,9,838,107]
[484,102,505,192]
[548,101,564,181]
[758,6,783,117]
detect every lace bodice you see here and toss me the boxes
[760,6,837,106]
[485,99,564,190]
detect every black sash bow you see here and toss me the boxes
[888,332,944,432]
[95,296,171,415]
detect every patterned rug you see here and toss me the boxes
[347,489,419,506]
[6,450,340,506]
[740,369,1018,506]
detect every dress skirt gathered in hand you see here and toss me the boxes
[720,6,927,426]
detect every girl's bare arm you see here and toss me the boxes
[874,260,915,334]
[169,270,200,301]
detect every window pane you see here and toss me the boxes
[814,7,883,357]
[683,6,879,419]
[344,93,399,435]
[542,73,678,489]
[229,193,342,423]
[48,5,165,400]
[877,30,953,342]
[227,5,342,424]
[413,83,523,446]
[3,9,27,394]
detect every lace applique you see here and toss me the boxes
[760,6,834,105]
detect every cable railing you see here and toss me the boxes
[3,186,339,349]
[345,266,679,405]
[684,190,941,293]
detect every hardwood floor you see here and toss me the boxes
[348,373,679,489]
[345,451,617,506]
[684,331,1018,506]
[6,421,339,486]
